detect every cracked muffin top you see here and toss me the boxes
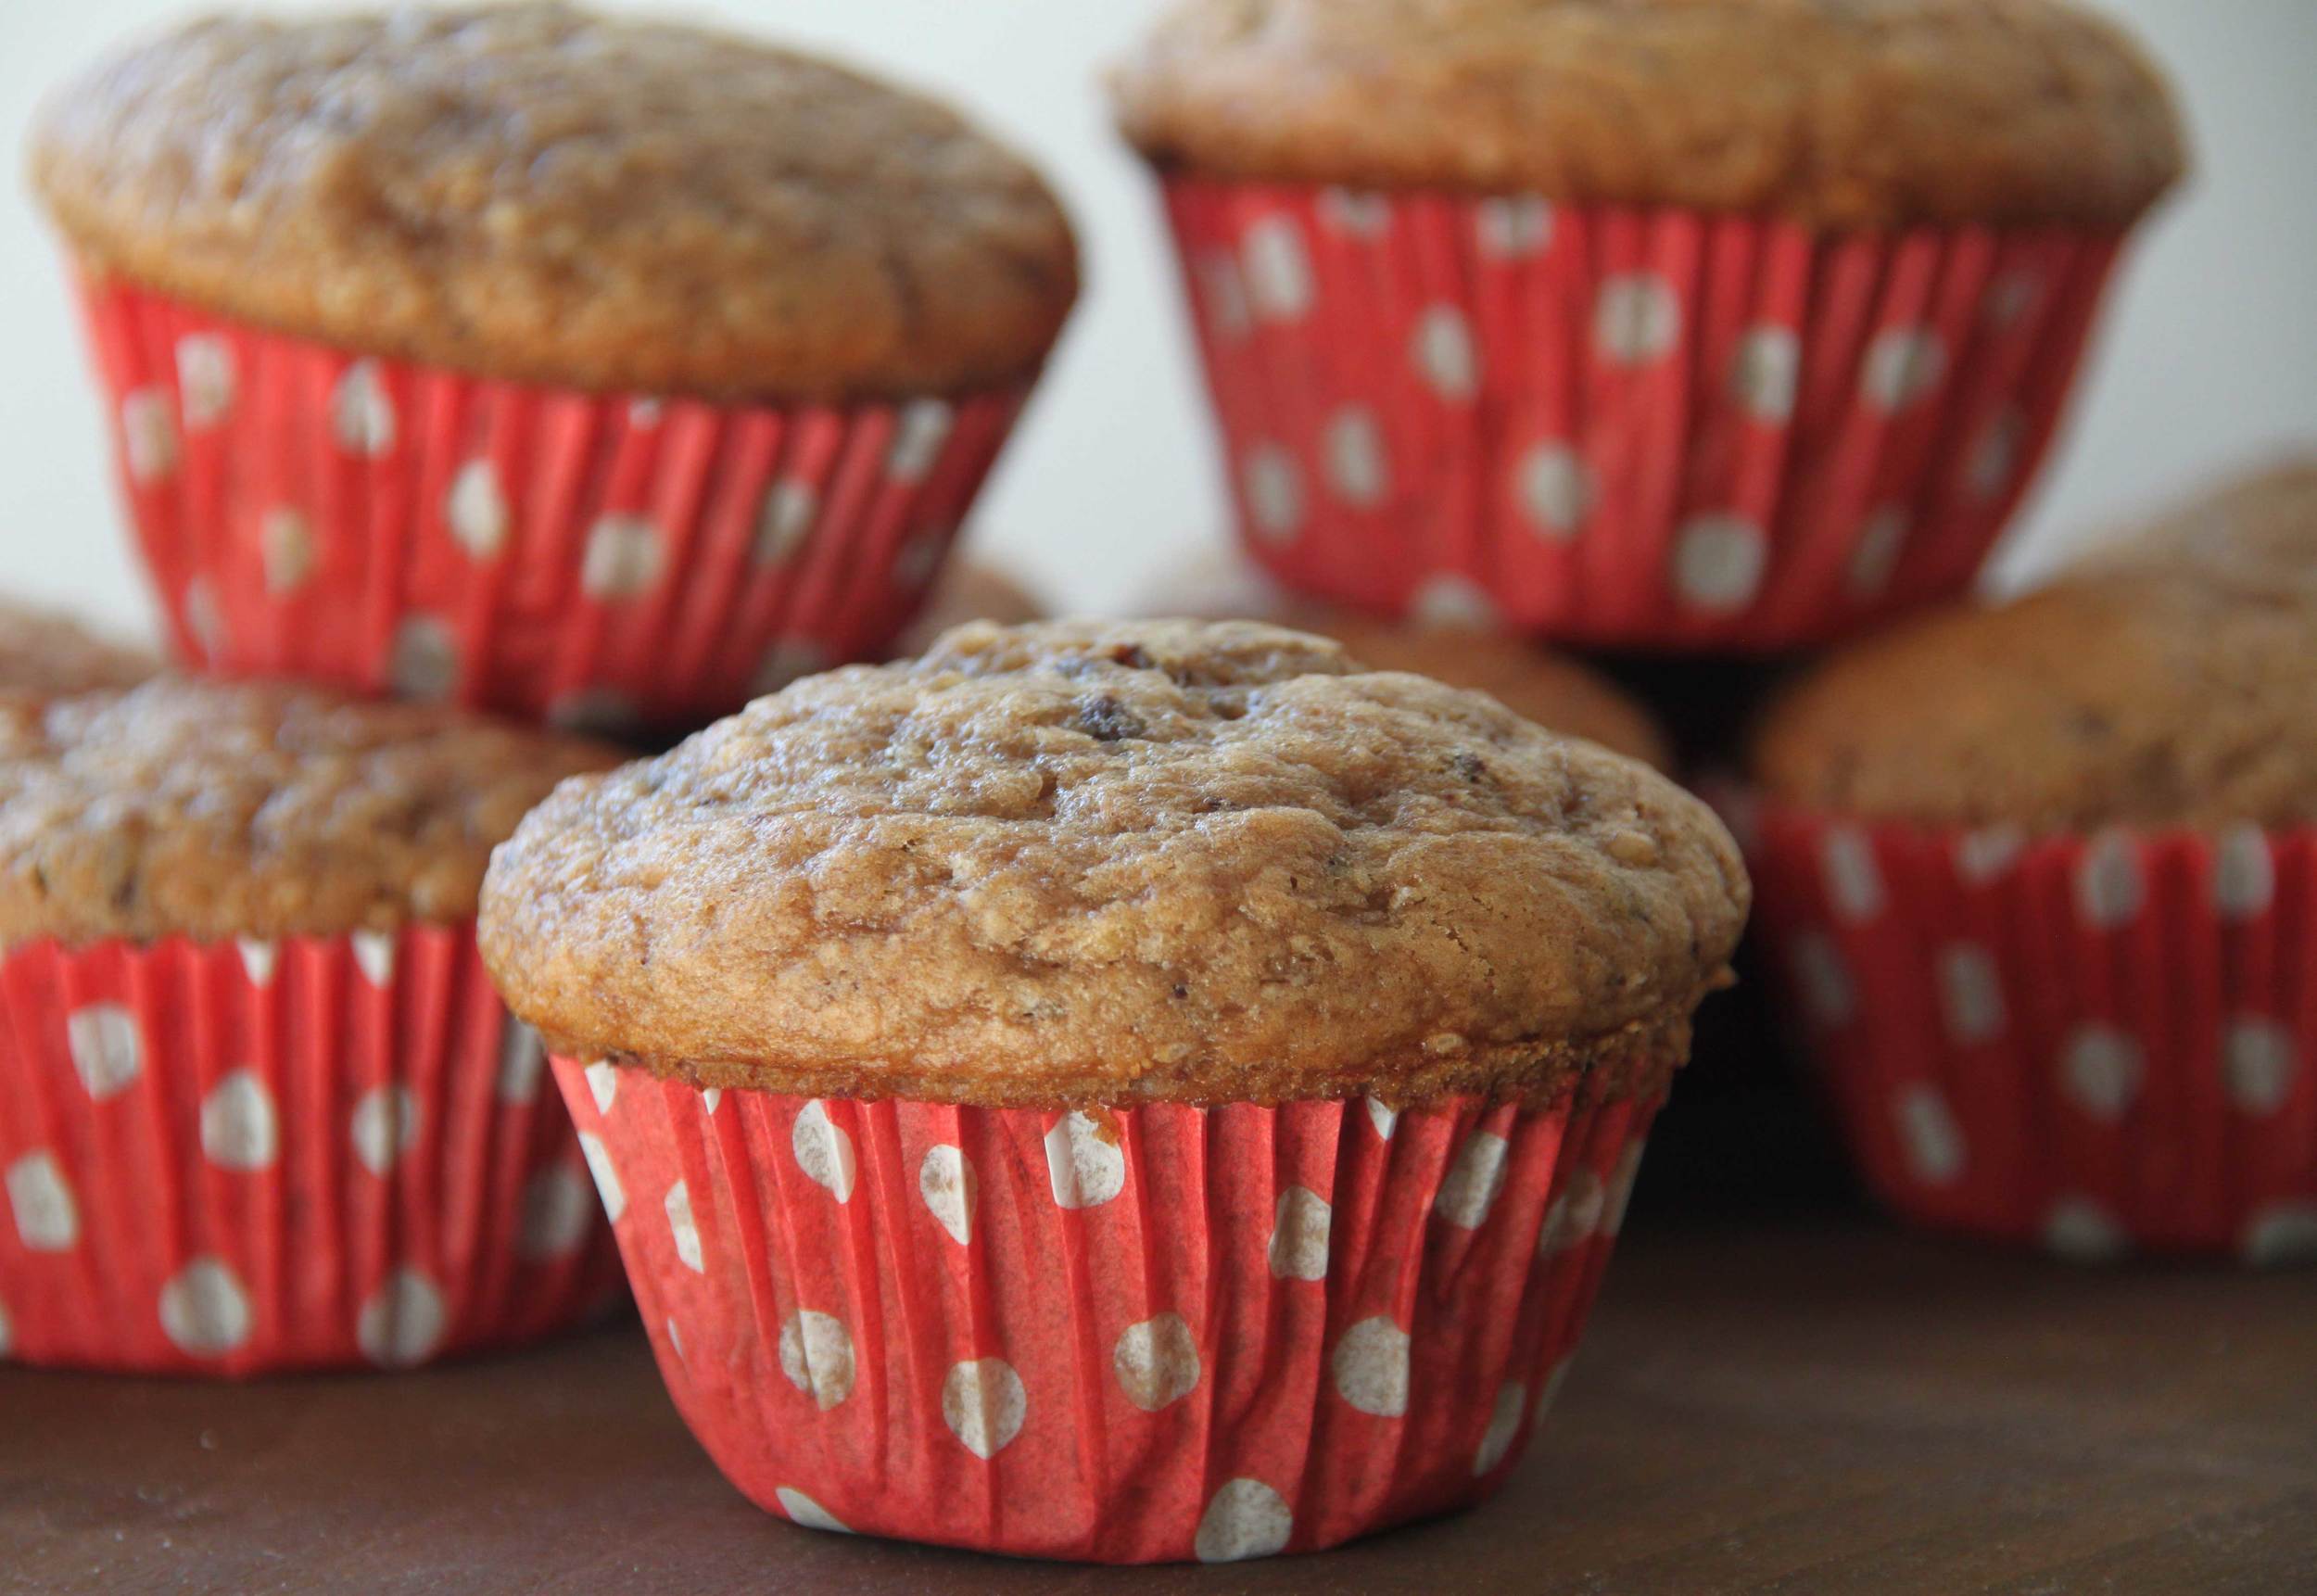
[0,600,159,695]
[1114,0,2184,230]
[480,619,1750,1108]
[0,677,618,945]
[32,3,1079,399]
[1752,462,2317,831]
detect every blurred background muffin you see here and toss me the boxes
[0,598,156,694]
[1745,459,2317,1261]
[0,676,623,1373]
[1115,0,2184,651]
[30,3,1080,728]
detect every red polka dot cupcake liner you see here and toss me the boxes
[70,275,1030,730]
[0,926,621,1374]
[552,1058,1656,1563]
[1746,802,2317,1262]
[1158,178,2127,652]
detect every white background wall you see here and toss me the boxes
[2,1,2311,635]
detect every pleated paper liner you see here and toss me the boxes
[1158,177,2127,652]
[1749,803,2317,1262]
[0,926,620,1374]
[71,273,1030,730]
[553,1058,1657,1563]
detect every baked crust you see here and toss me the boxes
[1753,462,2317,832]
[32,4,1080,399]
[481,619,1749,1106]
[0,677,619,944]
[1114,0,2184,231]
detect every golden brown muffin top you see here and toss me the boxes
[480,619,1749,1108]
[32,3,1080,399]
[0,678,618,946]
[1752,462,2317,831]
[0,601,159,695]
[1114,0,2184,230]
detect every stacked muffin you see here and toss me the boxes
[4,2,1079,1376]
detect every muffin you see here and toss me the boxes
[0,678,621,1373]
[1114,0,2183,651]
[891,558,1046,657]
[32,3,1079,727]
[480,618,1748,1560]
[0,599,158,694]
[1142,551,1670,766]
[1745,462,2317,1262]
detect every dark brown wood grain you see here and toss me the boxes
[5,1210,2312,1595]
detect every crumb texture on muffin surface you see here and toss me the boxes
[32,3,1079,399]
[1114,0,2184,229]
[0,678,617,945]
[1753,462,2317,832]
[481,619,1749,1108]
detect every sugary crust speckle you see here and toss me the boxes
[0,678,619,945]
[1752,462,2317,831]
[32,4,1079,399]
[1114,0,2184,231]
[480,619,1749,1107]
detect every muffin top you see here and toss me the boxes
[481,619,1748,1108]
[0,678,617,946]
[1114,0,2184,230]
[0,601,159,695]
[32,3,1080,399]
[1752,462,2317,832]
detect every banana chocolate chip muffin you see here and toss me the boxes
[479,618,1747,1560]
[1114,0,2183,650]
[32,2,1080,720]
[1746,461,2317,1262]
[0,677,621,1374]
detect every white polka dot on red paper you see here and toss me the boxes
[1363,1097,1398,1141]
[1241,217,1313,323]
[1603,1140,1647,1236]
[777,1488,851,1534]
[201,1069,280,1172]
[120,387,179,485]
[582,1059,619,1115]
[66,1004,142,1099]
[1324,407,1388,508]
[792,1100,857,1203]
[2213,825,2275,920]
[518,1164,595,1260]
[1475,195,1551,259]
[1982,270,2043,328]
[1473,1380,1526,1475]
[1791,931,1855,1029]
[1672,515,1768,613]
[778,1310,856,1411]
[1861,326,1946,411]
[174,334,235,429]
[352,931,397,987]
[1196,1479,1293,1563]
[1330,1316,1411,1417]
[1318,187,1391,238]
[1593,274,1682,365]
[1518,443,1595,540]
[1538,1169,1606,1257]
[664,1179,704,1273]
[332,361,397,457]
[1954,824,2026,884]
[580,515,666,601]
[1242,445,1305,544]
[260,508,316,595]
[1267,1185,1332,1281]
[2060,1025,2142,1120]
[2241,1205,2317,1267]
[1937,942,2006,1045]
[358,1268,449,1367]
[577,1131,626,1222]
[386,614,459,701]
[1966,406,2027,502]
[1847,507,1911,598]
[1730,325,1800,423]
[446,460,510,559]
[1437,1131,1510,1229]
[236,937,278,987]
[1534,1354,1575,1422]
[1196,251,1252,341]
[159,1256,252,1357]
[1045,1110,1125,1210]
[754,480,819,567]
[918,1144,976,1245]
[350,1084,421,1176]
[184,577,227,661]
[6,1151,78,1251]
[886,400,955,483]
[2224,1019,2296,1114]
[2075,834,2146,929]
[1113,1311,1201,1412]
[699,1087,722,1115]
[1893,1083,1966,1186]
[942,1357,1028,1459]
[1819,829,1886,923]
[1412,305,1479,401]
[2044,1197,2130,1263]
[1409,574,1500,632]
